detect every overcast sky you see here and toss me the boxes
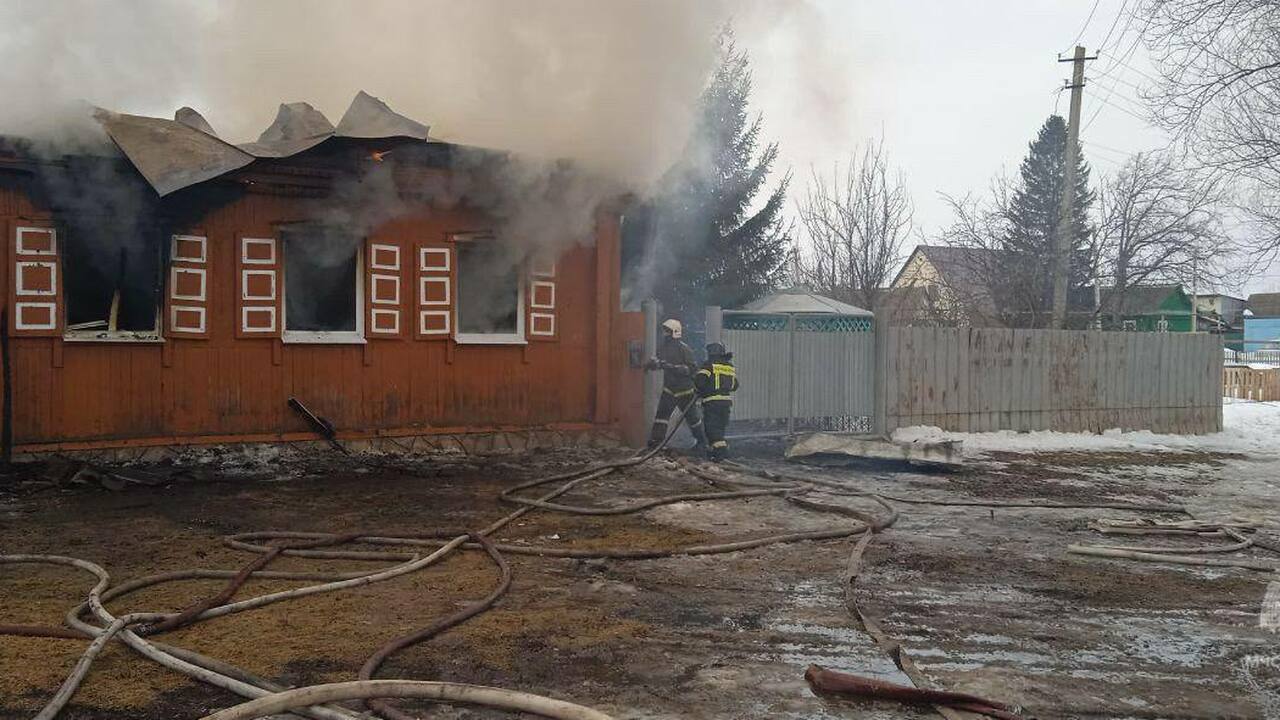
[2,0,1275,296]
[739,0,1280,297]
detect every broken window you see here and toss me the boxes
[282,225,362,341]
[455,237,524,344]
[63,225,162,338]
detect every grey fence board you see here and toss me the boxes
[883,327,1222,435]
[724,325,875,424]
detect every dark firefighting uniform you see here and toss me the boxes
[647,337,707,448]
[693,356,738,459]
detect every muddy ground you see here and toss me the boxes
[0,440,1276,719]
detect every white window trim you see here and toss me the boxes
[529,312,556,337]
[370,308,401,335]
[171,267,207,302]
[16,261,57,296]
[171,234,207,263]
[370,243,400,271]
[419,276,450,307]
[16,227,56,256]
[241,269,277,301]
[453,244,526,345]
[15,301,57,330]
[420,247,450,272]
[241,305,278,334]
[170,304,207,334]
[530,280,555,310]
[241,237,276,265]
[419,310,451,335]
[281,237,366,344]
[371,273,400,305]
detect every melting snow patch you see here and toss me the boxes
[893,399,1280,458]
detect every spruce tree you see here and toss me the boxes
[1001,115,1095,324]
[624,30,791,323]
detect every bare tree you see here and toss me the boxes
[1096,151,1231,325]
[1141,0,1280,265]
[934,176,1089,328]
[794,140,912,310]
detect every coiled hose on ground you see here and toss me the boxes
[3,414,1248,720]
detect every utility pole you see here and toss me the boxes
[1051,45,1096,329]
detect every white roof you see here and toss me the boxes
[739,287,873,316]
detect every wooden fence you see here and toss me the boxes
[879,327,1223,435]
[1223,366,1280,401]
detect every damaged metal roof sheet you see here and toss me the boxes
[93,91,435,196]
[174,107,219,137]
[94,109,255,197]
[335,91,431,140]
[238,102,336,158]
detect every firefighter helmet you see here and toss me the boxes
[705,342,727,357]
[661,319,683,339]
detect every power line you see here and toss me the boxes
[1066,0,1104,53]
[1082,139,1126,155]
[1095,0,1130,53]
[1082,139,1136,157]
[1081,10,1151,132]
[1092,93,1149,123]
[1091,66,1147,93]
[1086,77,1148,113]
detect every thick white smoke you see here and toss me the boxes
[0,1,851,310]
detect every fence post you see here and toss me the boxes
[872,317,886,437]
[787,314,797,436]
[642,299,659,436]
[705,306,722,346]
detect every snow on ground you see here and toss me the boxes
[892,399,1280,458]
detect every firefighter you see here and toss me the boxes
[645,319,708,450]
[694,342,738,461]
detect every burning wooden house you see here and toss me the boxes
[0,92,645,456]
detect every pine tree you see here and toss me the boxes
[1000,115,1095,324]
[624,30,791,323]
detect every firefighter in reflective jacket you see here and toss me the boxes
[645,319,708,450]
[694,342,738,461]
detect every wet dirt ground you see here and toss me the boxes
[1,441,1276,719]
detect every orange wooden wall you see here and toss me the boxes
[0,179,634,451]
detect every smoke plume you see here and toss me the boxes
[0,1,852,317]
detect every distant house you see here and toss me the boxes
[1098,285,1194,332]
[1193,293,1245,349]
[1244,292,1280,352]
[1194,293,1246,327]
[887,245,1094,328]
[887,245,1003,327]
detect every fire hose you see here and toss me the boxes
[1,405,889,720]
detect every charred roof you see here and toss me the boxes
[83,91,446,197]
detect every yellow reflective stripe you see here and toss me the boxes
[711,363,736,393]
[703,395,732,402]
[668,388,695,398]
[695,369,712,377]
[711,441,728,448]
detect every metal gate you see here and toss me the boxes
[714,309,876,434]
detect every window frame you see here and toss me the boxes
[60,225,165,344]
[452,235,526,346]
[280,233,366,345]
